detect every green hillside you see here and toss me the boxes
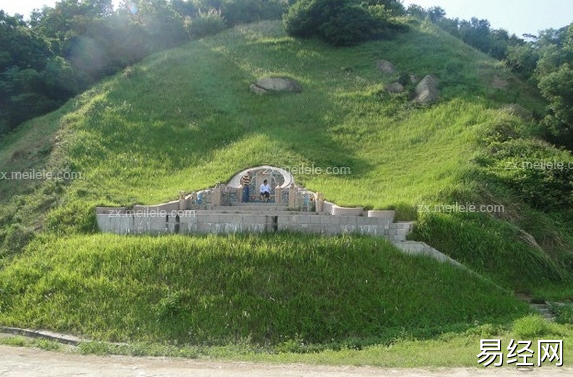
[1,20,572,349]
[0,233,525,345]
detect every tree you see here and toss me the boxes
[459,18,492,53]
[405,4,426,20]
[506,42,540,78]
[283,0,398,46]
[525,23,573,150]
[0,11,53,72]
[427,6,445,23]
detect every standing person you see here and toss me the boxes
[260,179,271,202]
[240,170,252,202]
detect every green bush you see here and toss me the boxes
[192,0,289,27]
[318,4,380,46]
[512,315,555,338]
[185,8,227,39]
[283,0,394,46]
[222,0,288,26]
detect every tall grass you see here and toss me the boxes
[0,233,527,345]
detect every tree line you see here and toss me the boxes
[1,0,572,150]
[406,4,573,150]
[0,0,290,136]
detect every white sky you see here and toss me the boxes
[1,0,572,37]
[402,0,573,36]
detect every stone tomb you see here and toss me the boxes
[96,166,412,242]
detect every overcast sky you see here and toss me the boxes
[2,0,572,37]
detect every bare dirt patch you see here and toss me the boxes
[1,345,571,377]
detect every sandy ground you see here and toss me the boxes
[1,345,571,377]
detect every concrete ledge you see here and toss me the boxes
[392,241,463,267]
[133,201,179,213]
[0,326,82,346]
[331,206,363,216]
[367,210,395,221]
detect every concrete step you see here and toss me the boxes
[530,303,556,321]
[516,295,556,322]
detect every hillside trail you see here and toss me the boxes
[1,345,570,377]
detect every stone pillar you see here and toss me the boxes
[275,186,282,204]
[178,191,187,210]
[238,185,244,203]
[288,184,297,209]
[315,192,324,213]
[213,185,222,206]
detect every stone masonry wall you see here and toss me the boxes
[95,210,414,242]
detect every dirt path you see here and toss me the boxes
[1,345,571,377]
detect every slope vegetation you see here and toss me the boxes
[0,20,572,346]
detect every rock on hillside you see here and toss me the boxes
[385,82,404,94]
[250,77,302,94]
[376,60,397,75]
[414,75,440,104]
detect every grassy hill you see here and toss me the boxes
[0,233,525,345]
[1,20,572,349]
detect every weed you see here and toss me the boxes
[512,315,556,338]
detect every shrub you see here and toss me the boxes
[192,0,289,27]
[222,0,288,26]
[512,315,554,338]
[185,8,227,39]
[283,0,394,46]
[318,4,379,46]
[283,0,323,38]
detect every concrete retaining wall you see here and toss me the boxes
[95,210,414,240]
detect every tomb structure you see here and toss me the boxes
[96,166,412,241]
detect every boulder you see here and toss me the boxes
[414,75,440,104]
[251,77,302,93]
[385,82,404,94]
[376,60,397,75]
[249,83,268,95]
